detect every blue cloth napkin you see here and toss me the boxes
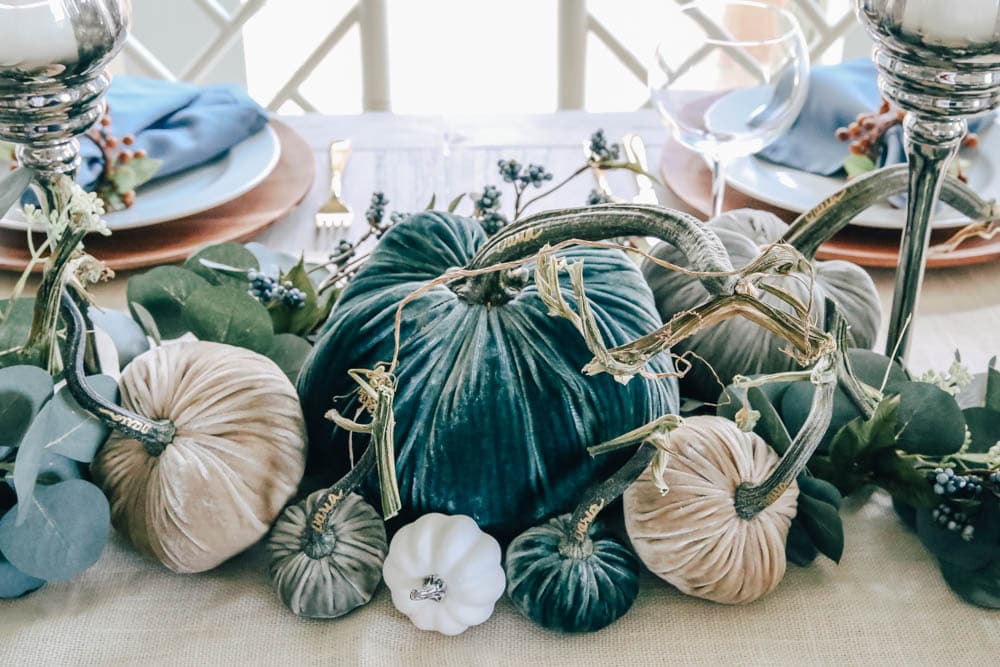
[757,59,990,176]
[78,76,269,190]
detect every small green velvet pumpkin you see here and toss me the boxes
[642,209,881,401]
[298,211,679,537]
[506,514,640,633]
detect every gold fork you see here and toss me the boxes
[314,139,354,248]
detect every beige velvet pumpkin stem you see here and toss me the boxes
[783,165,999,260]
[60,289,176,454]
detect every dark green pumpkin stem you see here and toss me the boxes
[784,166,998,260]
[301,443,376,559]
[59,289,175,455]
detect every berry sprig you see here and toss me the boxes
[85,106,161,210]
[587,129,621,163]
[472,184,509,236]
[248,270,307,309]
[930,503,976,541]
[366,191,389,227]
[587,188,613,206]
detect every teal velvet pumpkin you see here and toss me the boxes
[506,514,641,633]
[297,212,678,536]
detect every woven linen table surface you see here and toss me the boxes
[2,113,1000,665]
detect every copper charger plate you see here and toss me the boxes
[660,140,1000,268]
[0,120,314,272]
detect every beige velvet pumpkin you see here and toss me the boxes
[624,415,798,604]
[91,341,307,574]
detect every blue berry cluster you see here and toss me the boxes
[473,184,508,235]
[247,270,306,309]
[928,467,983,500]
[389,211,411,225]
[480,210,509,235]
[588,129,621,162]
[587,188,613,206]
[931,503,975,541]
[366,191,389,226]
[476,185,501,212]
[497,160,553,189]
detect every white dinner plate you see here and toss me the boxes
[725,121,999,230]
[0,124,281,232]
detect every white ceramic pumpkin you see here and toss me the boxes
[382,513,505,635]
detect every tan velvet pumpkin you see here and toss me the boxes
[91,341,307,574]
[624,415,798,604]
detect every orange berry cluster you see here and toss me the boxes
[836,99,978,163]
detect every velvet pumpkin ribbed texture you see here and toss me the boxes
[298,212,678,537]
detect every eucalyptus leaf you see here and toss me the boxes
[871,448,936,508]
[0,365,54,453]
[0,479,110,581]
[447,192,466,213]
[986,366,1000,413]
[844,153,876,178]
[0,166,34,218]
[916,497,999,571]
[110,156,162,192]
[0,553,44,599]
[284,259,321,336]
[747,386,792,454]
[182,285,274,353]
[127,266,209,339]
[962,407,1000,454]
[265,333,313,383]
[88,306,150,370]
[940,559,1000,609]
[896,382,966,456]
[185,243,258,288]
[825,397,900,493]
[785,519,820,567]
[796,493,844,563]
[0,297,42,369]
[425,193,436,210]
[13,374,118,521]
[129,301,161,345]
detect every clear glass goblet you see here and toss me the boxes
[650,0,810,217]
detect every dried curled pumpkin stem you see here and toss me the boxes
[60,288,176,455]
[784,165,999,259]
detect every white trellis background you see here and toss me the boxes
[116,0,869,114]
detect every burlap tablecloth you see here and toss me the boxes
[3,113,1000,665]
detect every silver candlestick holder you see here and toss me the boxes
[855,0,1000,362]
[0,0,130,194]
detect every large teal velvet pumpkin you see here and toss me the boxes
[297,212,678,536]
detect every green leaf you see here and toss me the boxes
[796,493,844,563]
[895,382,966,456]
[88,307,149,370]
[270,257,323,336]
[13,375,118,520]
[872,448,936,508]
[447,192,466,213]
[184,242,258,288]
[0,167,34,218]
[110,156,162,192]
[0,552,45,598]
[747,386,792,455]
[265,333,313,383]
[940,559,1000,608]
[0,298,42,369]
[843,153,876,178]
[824,396,900,493]
[986,366,1000,413]
[425,193,437,210]
[182,285,274,353]
[785,518,819,566]
[0,365,53,453]
[127,266,209,339]
[893,497,918,531]
[798,475,843,510]
[916,497,999,570]
[963,407,1000,454]
[129,301,161,346]
[0,479,110,581]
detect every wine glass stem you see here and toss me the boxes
[885,114,966,363]
[710,158,726,218]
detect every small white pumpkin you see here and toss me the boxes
[382,513,505,635]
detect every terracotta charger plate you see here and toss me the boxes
[0,120,314,272]
[660,140,1000,268]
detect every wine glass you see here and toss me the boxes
[650,0,809,217]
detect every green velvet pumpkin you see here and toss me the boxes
[642,209,881,401]
[506,514,640,633]
[298,211,678,537]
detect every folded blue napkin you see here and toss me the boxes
[78,76,269,190]
[757,59,990,176]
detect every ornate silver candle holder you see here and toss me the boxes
[855,0,1000,361]
[0,0,130,190]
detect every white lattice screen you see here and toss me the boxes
[118,0,867,112]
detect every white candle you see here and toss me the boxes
[901,0,999,46]
[0,0,79,69]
